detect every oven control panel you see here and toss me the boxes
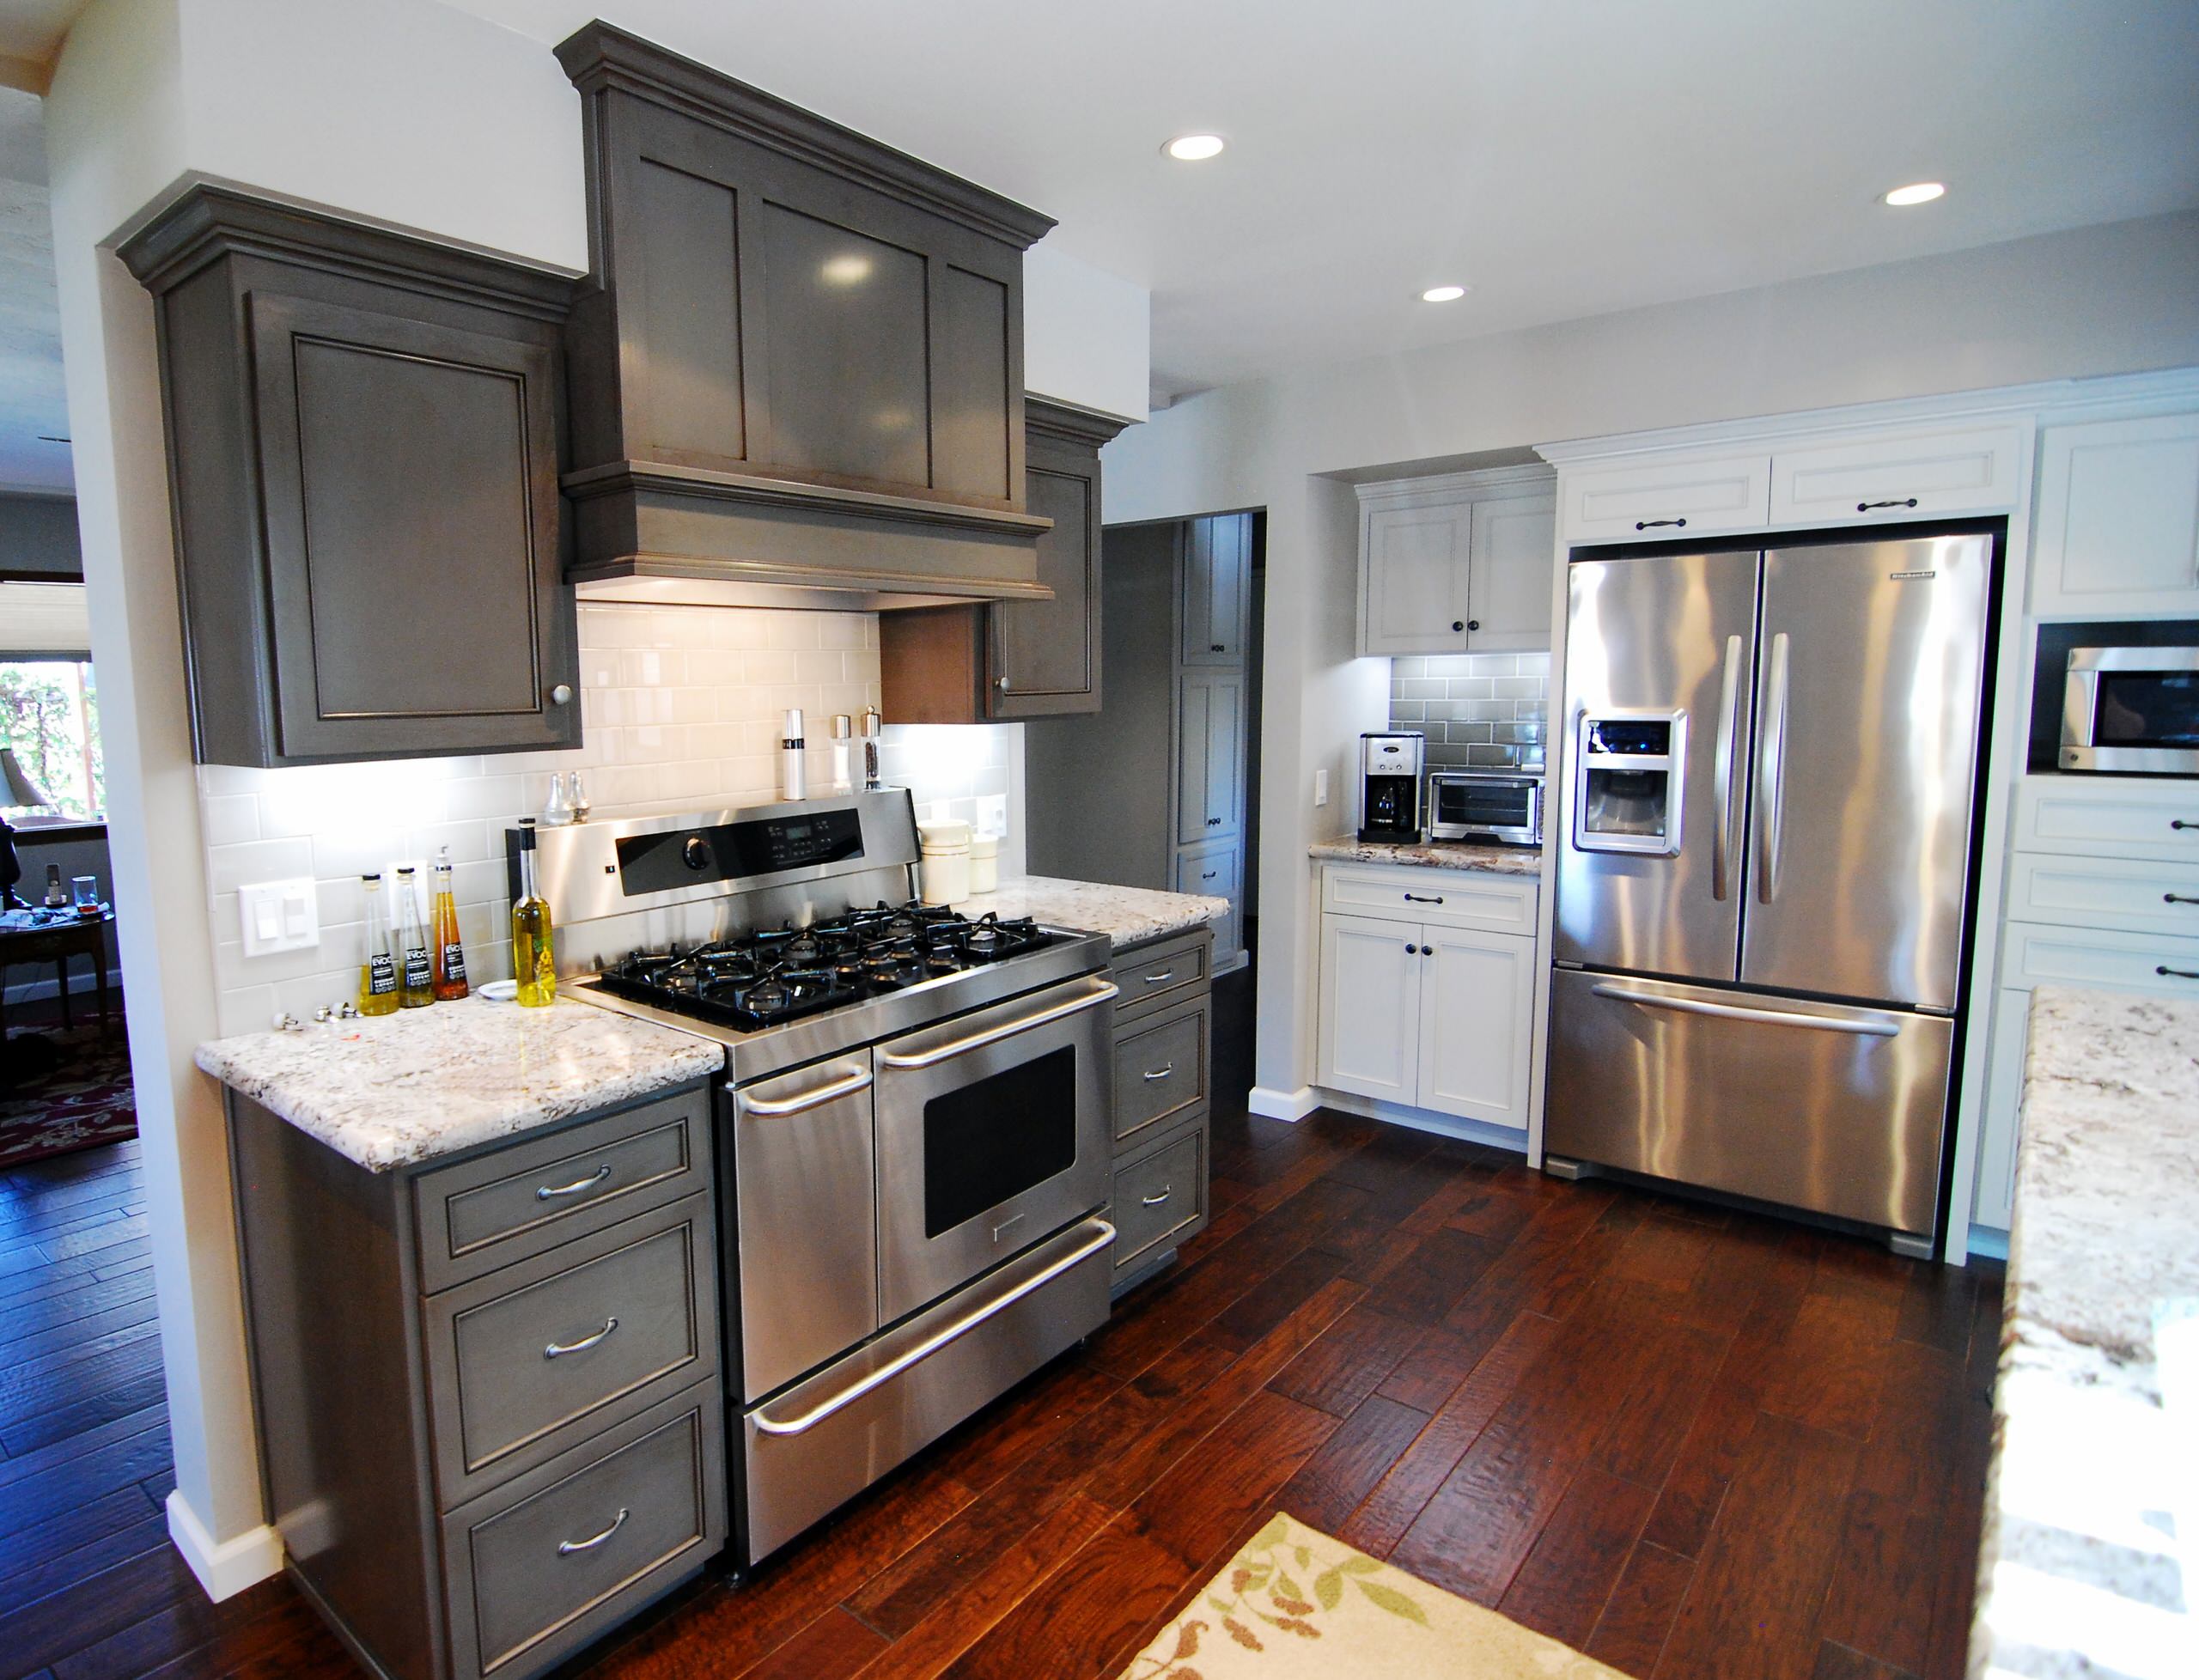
[616,807,865,895]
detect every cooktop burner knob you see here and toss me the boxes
[682,836,711,871]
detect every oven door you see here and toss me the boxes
[872,974,1115,1324]
[1428,774,1543,843]
[2062,647,2199,774]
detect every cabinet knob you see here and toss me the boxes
[1452,621,1465,632]
[548,683,574,705]
[995,676,1011,692]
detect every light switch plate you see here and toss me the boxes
[1314,768,1330,807]
[239,878,320,957]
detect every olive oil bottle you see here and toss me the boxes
[430,847,469,1001]
[395,867,434,1008]
[357,873,399,1016]
[511,819,556,1007]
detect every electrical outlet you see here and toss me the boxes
[1313,768,1330,807]
[239,878,320,956]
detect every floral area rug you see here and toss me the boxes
[1118,1513,1633,1680]
[0,1025,138,1170]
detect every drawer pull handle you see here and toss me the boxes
[1404,893,1445,904]
[1141,969,1176,984]
[535,1164,612,1202]
[1202,871,1218,880]
[2175,819,2199,831]
[1635,517,1687,530]
[2160,965,2199,981]
[1142,1063,1176,1081]
[545,1318,618,1359]
[1141,1185,1173,1207]
[2165,893,2199,906]
[1857,497,1919,512]
[557,1508,629,1556]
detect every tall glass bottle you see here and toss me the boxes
[430,846,469,1001]
[395,867,434,1008]
[357,873,399,1016]
[511,820,557,1007]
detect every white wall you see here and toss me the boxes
[1025,242,1149,422]
[1101,209,2199,1101]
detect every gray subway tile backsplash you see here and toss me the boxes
[1386,651,1547,774]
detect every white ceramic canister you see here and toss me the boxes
[968,831,999,895]
[917,818,972,905]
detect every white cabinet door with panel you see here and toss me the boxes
[1768,424,2024,527]
[1415,927,1535,1129]
[1558,453,1771,545]
[1317,914,1422,1105]
[2031,412,2199,618]
[1464,491,1556,651]
[1361,499,1474,656]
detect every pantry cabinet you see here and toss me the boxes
[1176,673,1246,846]
[2029,412,2199,617]
[1355,467,1556,655]
[119,185,581,767]
[1182,513,1253,665]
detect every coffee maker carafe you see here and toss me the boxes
[1359,732,1425,843]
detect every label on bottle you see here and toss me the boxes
[367,953,398,995]
[403,946,433,990]
[441,941,467,983]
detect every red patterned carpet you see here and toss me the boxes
[0,1024,138,1169]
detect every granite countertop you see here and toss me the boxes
[1307,837,1543,877]
[1971,985,2199,1680]
[196,995,724,1172]
[953,876,1227,950]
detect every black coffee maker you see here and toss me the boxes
[1358,732,1425,843]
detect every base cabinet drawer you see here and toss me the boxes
[1112,1123,1208,1276]
[2000,920,2199,996]
[445,1381,725,1679]
[2014,777,2199,862]
[1320,863,1538,935]
[1111,928,1210,1018]
[2007,852,2199,938]
[426,1192,717,1508]
[1113,996,1209,1147]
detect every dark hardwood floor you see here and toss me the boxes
[0,970,2002,1679]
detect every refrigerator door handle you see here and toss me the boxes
[1711,634,1744,901]
[1589,981,1900,1038]
[1757,631,1792,904]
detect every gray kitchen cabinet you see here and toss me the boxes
[222,1082,722,1680]
[1355,466,1556,656]
[118,185,581,768]
[1182,513,1252,665]
[1105,926,1215,1291]
[1176,672,1246,846]
[878,399,1131,721]
[1174,840,1241,960]
[555,22,1059,601]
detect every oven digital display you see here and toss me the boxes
[614,807,865,895]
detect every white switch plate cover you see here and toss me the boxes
[239,878,320,957]
[1314,768,1330,807]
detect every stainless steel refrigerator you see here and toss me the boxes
[1544,533,1995,1252]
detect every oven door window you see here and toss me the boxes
[1439,782,1531,828]
[922,1046,1079,1239]
[2095,672,2199,750]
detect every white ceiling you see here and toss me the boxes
[0,83,67,494]
[449,0,2199,400]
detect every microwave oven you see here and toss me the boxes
[2060,646,2199,775]
[1427,770,1543,845]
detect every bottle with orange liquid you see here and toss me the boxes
[430,846,469,1001]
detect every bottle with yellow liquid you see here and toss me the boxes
[395,867,435,1008]
[357,873,399,1016]
[511,819,556,1007]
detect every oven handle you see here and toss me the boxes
[877,980,1119,1070]
[751,1216,1118,1437]
[734,1065,874,1117]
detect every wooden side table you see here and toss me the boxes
[0,909,116,1039]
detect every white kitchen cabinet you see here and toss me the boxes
[1317,913,1421,1105]
[1355,470,1556,655]
[1415,926,1536,1128]
[1972,988,2032,1232]
[1556,452,1771,545]
[2030,412,2199,618]
[1176,672,1244,846]
[1767,423,2024,528]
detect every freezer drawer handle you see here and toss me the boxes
[557,1508,628,1556]
[535,1164,612,1202]
[544,1318,618,1359]
[880,982,1119,1070]
[751,1217,1118,1438]
[1857,497,1919,512]
[737,1066,874,1117]
[1635,517,1687,530]
[2159,965,2199,981]
[1589,982,1900,1038]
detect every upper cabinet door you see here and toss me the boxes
[1558,453,1772,545]
[1464,490,1556,652]
[2030,412,2199,618]
[1768,423,2025,527]
[1181,514,1252,665]
[1361,499,1472,656]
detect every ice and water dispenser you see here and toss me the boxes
[1572,712,1687,855]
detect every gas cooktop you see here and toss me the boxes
[594,902,1063,1032]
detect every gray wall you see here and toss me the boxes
[0,493,82,578]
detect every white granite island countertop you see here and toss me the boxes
[1307,837,1543,877]
[1971,985,2199,1680]
[197,995,724,1172]
[953,875,1227,950]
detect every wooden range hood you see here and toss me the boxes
[557,22,1059,611]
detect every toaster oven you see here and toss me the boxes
[1427,770,1543,845]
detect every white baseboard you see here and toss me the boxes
[1314,1088,1531,1156]
[1247,1084,1319,1122]
[167,1489,283,1603]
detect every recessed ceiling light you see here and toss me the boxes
[1420,284,1469,303]
[1881,180,1946,207]
[1163,133,1226,162]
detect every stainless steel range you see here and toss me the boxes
[527,793,1118,1562]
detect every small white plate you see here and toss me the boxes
[478,980,519,1002]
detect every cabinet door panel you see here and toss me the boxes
[1317,914,1420,1104]
[249,292,576,760]
[1416,928,1532,1130]
[1465,492,1556,652]
[932,265,1013,502]
[1971,987,2030,1233]
[1178,673,1243,844]
[1182,514,1250,664]
[2031,413,2199,616]
[991,453,1095,714]
[1362,502,1472,655]
[1768,424,2023,526]
[630,157,745,460]
[1176,679,1212,847]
